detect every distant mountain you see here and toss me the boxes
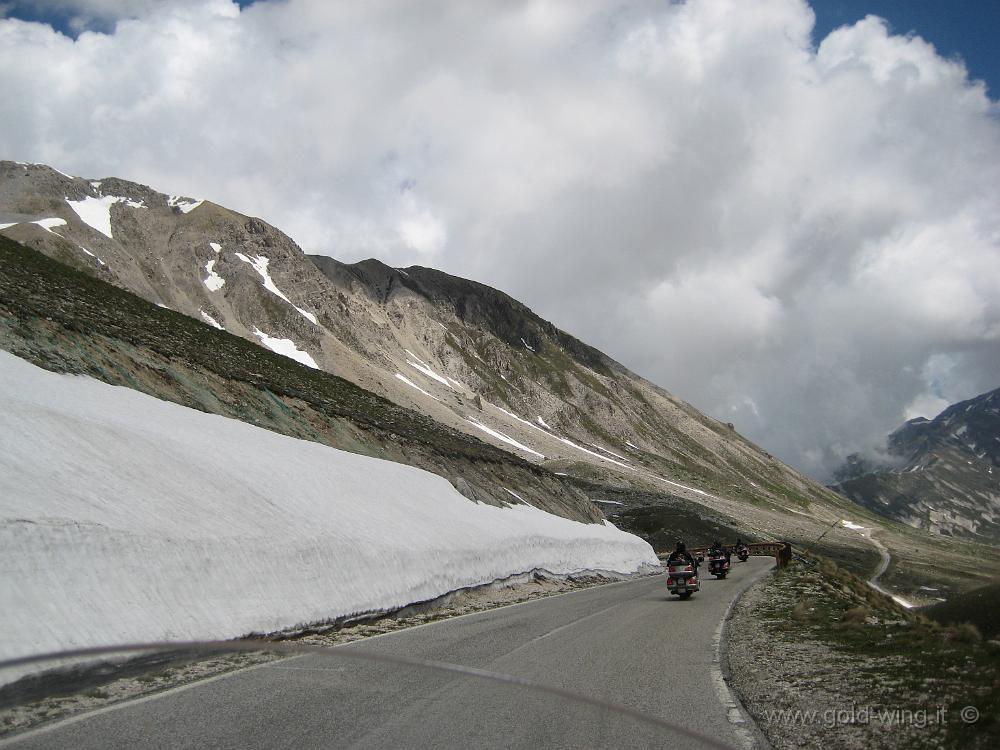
[832,389,1000,544]
[0,160,865,549]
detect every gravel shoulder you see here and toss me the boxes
[726,555,999,750]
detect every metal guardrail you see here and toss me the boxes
[657,542,792,568]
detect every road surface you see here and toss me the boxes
[5,558,773,749]
[845,523,915,609]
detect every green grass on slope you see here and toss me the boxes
[0,235,537,470]
[749,554,1000,749]
[925,583,1000,639]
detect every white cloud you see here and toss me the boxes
[904,393,949,422]
[396,192,447,257]
[0,0,234,34]
[1,0,998,479]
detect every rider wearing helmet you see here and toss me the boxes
[709,539,731,562]
[667,540,697,570]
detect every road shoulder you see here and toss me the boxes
[725,553,999,750]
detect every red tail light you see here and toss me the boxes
[666,578,675,586]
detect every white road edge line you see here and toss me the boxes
[0,656,305,748]
[330,570,660,648]
[712,561,775,750]
[0,571,661,746]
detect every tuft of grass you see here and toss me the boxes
[840,605,868,624]
[749,552,1000,749]
[943,623,983,644]
[791,599,811,621]
[925,582,1000,639]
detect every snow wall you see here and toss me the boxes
[0,351,659,661]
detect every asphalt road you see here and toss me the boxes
[7,557,774,749]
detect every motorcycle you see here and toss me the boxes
[737,545,749,562]
[666,557,701,599]
[707,552,730,579]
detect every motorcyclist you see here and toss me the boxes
[735,536,749,561]
[709,539,730,562]
[667,540,697,571]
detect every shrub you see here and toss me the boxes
[792,599,811,621]
[944,623,983,644]
[841,606,868,624]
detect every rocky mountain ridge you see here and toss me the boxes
[0,160,897,563]
[832,388,1000,544]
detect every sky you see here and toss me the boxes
[1,0,998,481]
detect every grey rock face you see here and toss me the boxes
[0,161,846,525]
[832,389,1000,544]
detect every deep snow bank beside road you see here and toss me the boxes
[0,351,658,662]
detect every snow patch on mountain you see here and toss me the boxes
[0,218,68,235]
[200,310,224,330]
[555,434,633,470]
[0,351,657,662]
[167,195,204,213]
[235,253,318,325]
[589,443,630,462]
[465,417,545,459]
[395,372,440,401]
[407,358,452,389]
[251,327,318,369]
[652,475,710,497]
[77,245,105,265]
[494,405,550,435]
[34,218,68,233]
[401,350,455,390]
[492,404,631,470]
[65,196,143,238]
[203,259,225,291]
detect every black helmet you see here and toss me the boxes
[675,540,686,552]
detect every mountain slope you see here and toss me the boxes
[0,160,836,516]
[10,160,998,601]
[0,234,601,523]
[832,388,1000,544]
